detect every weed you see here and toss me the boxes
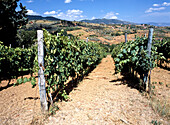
[159,82,163,85]
[49,104,59,116]
[152,82,157,84]
[149,81,170,119]
[151,120,161,125]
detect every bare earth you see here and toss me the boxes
[0,55,169,125]
[47,55,169,125]
[0,75,41,125]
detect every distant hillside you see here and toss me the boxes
[147,22,170,26]
[27,15,60,21]
[81,18,135,25]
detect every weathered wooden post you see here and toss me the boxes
[37,30,48,112]
[86,37,88,42]
[147,28,153,57]
[22,45,24,49]
[143,28,153,92]
[125,32,127,43]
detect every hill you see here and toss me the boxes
[81,18,135,25]
[27,15,60,21]
[147,22,170,26]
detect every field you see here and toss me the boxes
[26,20,170,44]
[0,20,170,125]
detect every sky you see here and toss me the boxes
[18,0,170,23]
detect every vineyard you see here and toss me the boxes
[0,27,170,124]
[42,29,107,103]
[1,0,170,124]
[0,29,107,97]
[0,42,36,85]
[111,35,170,91]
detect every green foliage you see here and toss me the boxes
[0,28,107,100]
[16,29,37,47]
[13,77,31,86]
[151,120,161,125]
[159,82,163,85]
[0,42,37,82]
[111,36,164,76]
[0,0,28,47]
[154,39,170,64]
[110,44,116,51]
[43,29,107,99]
[89,37,101,42]
[103,36,113,40]
[49,103,59,115]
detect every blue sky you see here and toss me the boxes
[19,0,170,23]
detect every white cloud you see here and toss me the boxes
[162,2,170,6]
[145,7,165,13]
[27,9,39,15]
[52,9,84,21]
[153,4,160,7]
[26,0,33,3]
[104,12,118,19]
[144,12,170,17]
[67,9,83,15]
[44,11,56,15]
[152,2,170,7]
[57,12,65,17]
[65,0,72,3]
[92,16,96,20]
[146,2,170,13]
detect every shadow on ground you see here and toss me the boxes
[0,70,32,91]
[110,73,144,92]
[51,63,100,103]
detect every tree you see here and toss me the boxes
[0,0,28,47]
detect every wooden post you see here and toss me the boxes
[144,33,146,37]
[9,44,11,48]
[86,37,88,42]
[22,45,24,49]
[147,28,153,56]
[143,28,153,92]
[125,32,127,43]
[37,30,48,112]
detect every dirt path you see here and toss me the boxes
[47,55,168,125]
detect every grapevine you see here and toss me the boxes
[111,36,165,88]
[0,41,37,85]
[43,29,107,99]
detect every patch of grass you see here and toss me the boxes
[89,37,101,42]
[89,34,98,37]
[149,94,170,119]
[148,82,170,119]
[150,98,169,117]
[30,113,48,125]
[103,36,113,40]
[151,120,161,125]
[159,82,163,85]
[49,103,59,116]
